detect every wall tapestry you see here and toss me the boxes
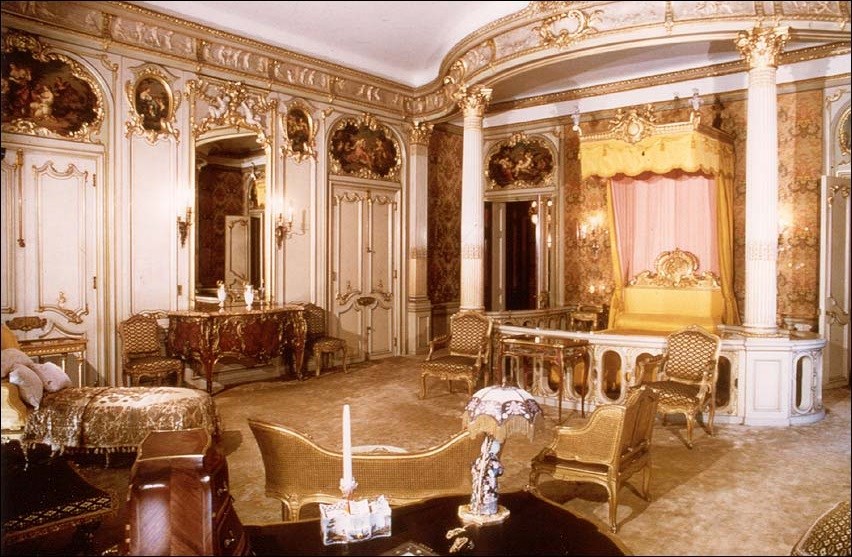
[329,114,400,181]
[486,134,555,189]
[1,31,103,141]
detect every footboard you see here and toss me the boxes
[248,418,480,521]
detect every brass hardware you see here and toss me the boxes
[177,207,192,247]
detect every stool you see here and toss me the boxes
[1,443,116,553]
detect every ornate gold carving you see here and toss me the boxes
[4,316,46,332]
[837,106,850,156]
[125,64,181,144]
[1,30,104,142]
[452,85,493,118]
[628,249,720,288]
[533,8,602,48]
[187,78,276,147]
[406,121,434,146]
[735,25,790,70]
[281,99,317,163]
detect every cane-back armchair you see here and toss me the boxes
[419,311,493,399]
[118,311,184,387]
[302,302,348,376]
[529,385,659,533]
[638,324,721,448]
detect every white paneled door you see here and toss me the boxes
[329,182,400,363]
[820,175,851,388]
[1,146,101,386]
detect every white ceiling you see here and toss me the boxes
[137,1,529,88]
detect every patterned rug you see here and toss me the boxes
[17,356,847,556]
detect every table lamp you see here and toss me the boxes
[458,385,542,525]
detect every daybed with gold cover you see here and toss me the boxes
[1,325,219,456]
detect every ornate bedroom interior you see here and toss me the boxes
[1,1,850,556]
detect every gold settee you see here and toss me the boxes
[1,324,220,456]
[610,249,723,334]
[249,418,481,521]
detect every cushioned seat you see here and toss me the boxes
[301,302,348,376]
[791,500,851,556]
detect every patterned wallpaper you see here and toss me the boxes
[197,164,245,289]
[427,89,824,326]
[427,127,463,305]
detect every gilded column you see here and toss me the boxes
[735,25,789,334]
[454,85,492,311]
[406,121,433,353]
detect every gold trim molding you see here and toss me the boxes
[187,78,276,148]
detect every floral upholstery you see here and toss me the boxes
[119,312,183,386]
[420,311,493,398]
[791,500,851,556]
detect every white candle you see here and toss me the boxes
[342,404,352,488]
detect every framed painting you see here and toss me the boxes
[125,66,180,143]
[329,115,400,180]
[486,134,555,189]
[282,101,316,162]
[1,31,103,141]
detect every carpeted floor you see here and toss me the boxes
[6,355,850,556]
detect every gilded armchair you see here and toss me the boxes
[529,385,659,533]
[118,311,184,387]
[638,324,721,448]
[420,311,493,399]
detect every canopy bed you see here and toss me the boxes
[579,103,740,334]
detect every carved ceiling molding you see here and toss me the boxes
[1,1,849,123]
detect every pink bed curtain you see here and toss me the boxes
[611,170,718,282]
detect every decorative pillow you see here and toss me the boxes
[2,348,33,379]
[791,500,851,556]
[30,361,73,392]
[8,363,43,409]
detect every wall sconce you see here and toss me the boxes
[177,206,192,247]
[574,215,607,254]
[275,204,306,248]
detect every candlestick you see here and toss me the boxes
[341,404,353,495]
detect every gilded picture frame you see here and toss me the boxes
[485,133,555,189]
[329,114,400,181]
[282,101,316,162]
[838,106,850,156]
[1,30,103,141]
[125,66,180,143]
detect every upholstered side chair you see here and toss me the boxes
[302,302,348,376]
[419,310,493,399]
[638,324,722,448]
[118,311,184,387]
[529,385,659,533]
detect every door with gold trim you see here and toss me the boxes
[329,181,399,363]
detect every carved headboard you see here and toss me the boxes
[628,249,719,289]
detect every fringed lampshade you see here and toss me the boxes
[462,385,542,442]
[458,385,543,525]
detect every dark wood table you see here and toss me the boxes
[167,302,306,393]
[245,490,624,555]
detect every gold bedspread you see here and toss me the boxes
[24,387,220,454]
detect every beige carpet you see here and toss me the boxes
[14,355,848,556]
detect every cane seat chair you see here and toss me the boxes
[302,302,348,376]
[529,385,659,533]
[638,324,721,448]
[419,310,493,399]
[118,311,183,387]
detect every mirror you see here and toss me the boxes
[194,132,267,301]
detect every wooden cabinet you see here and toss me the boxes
[126,428,249,556]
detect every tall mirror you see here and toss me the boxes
[194,131,267,300]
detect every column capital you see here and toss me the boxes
[406,121,434,146]
[735,25,789,70]
[453,85,493,118]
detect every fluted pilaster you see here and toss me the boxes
[405,121,433,353]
